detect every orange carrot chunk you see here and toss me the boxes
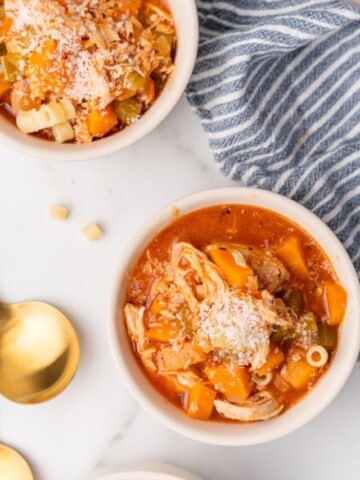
[88,104,118,137]
[0,74,11,100]
[0,16,13,36]
[283,358,316,390]
[209,248,254,289]
[186,384,216,420]
[256,344,284,377]
[146,321,180,342]
[277,236,309,277]
[204,364,253,400]
[324,282,347,325]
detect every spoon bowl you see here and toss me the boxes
[0,301,80,403]
[0,444,33,480]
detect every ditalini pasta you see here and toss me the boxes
[123,205,347,422]
[0,0,176,143]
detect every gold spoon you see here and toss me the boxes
[0,301,80,404]
[0,444,33,480]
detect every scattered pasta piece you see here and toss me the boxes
[82,222,103,242]
[49,204,70,221]
[52,121,74,143]
[306,345,328,368]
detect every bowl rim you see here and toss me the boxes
[0,0,199,161]
[108,187,360,446]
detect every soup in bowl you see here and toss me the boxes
[109,188,360,445]
[0,0,198,159]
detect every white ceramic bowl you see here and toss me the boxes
[85,461,202,480]
[0,1,198,160]
[109,187,360,446]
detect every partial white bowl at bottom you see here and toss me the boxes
[85,462,202,480]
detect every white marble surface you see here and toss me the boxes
[1,97,359,480]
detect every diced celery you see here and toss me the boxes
[0,42,6,57]
[115,98,142,125]
[317,322,337,349]
[271,325,295,343]
[126,71,146,91]
[1,56,17,81]
[286,290,304,316]
[302,313,318,334]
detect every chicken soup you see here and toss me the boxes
[0,0,176,143]
[123,205,347,422]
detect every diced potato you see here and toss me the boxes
[49,204,70,221]
[146,320,180,342]
[82,222,104,242]
[186,384,216,420]
[208,248,253,289]
[283,357,316,390]
[324,282,347,325]
[204,364,253,400]
[256,344,284,377]
[160,341,206,372]
[277,236,309,277]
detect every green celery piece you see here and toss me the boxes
[271,325,295,343]
[115,98,142,125]
[126,71,146,91]
[1,55,17,81]
[286,290,304,316]
[302,313,318,334]
[317,322,337,349]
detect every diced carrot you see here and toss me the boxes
[160,341,207,372]
[0,74,11,100]
[256,344,284,377]
[204,364,253,400]
[277,236,309,277]
[149,295,165,316]
[88,104,118,137]
[146,320,180,342]
[143,77,155,104]
[27,39,67,93]
[324,282,347,325]
[186,384,216,420]
[209,248,254,289]
[283,357,316,390]
[0,16,13,36]
[28,39,57,70]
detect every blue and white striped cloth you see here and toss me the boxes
[186,0,360,276]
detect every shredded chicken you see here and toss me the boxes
[214,392,283,421]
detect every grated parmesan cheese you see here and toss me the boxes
[196,292,276,368]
